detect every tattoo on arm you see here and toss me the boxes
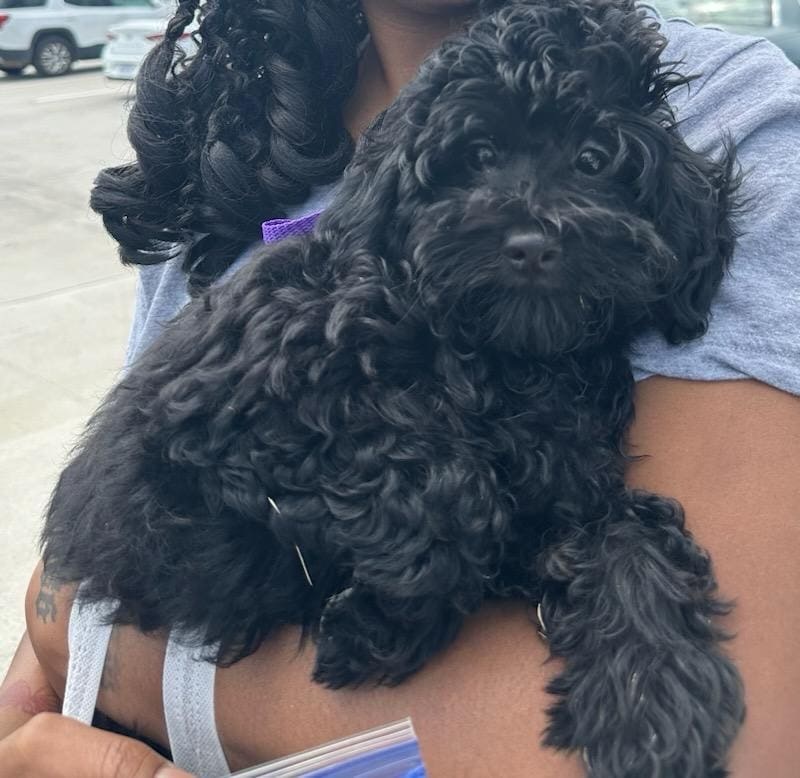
[35,570,62,624]
[0,680,60,716]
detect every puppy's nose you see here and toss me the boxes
[502,232,561,272]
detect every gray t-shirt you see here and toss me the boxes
[124,10,800,396]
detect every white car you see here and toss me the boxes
[102,14,195,81]
[0,0,168,77]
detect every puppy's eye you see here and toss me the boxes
[467,143,498,171]
[575,146,610,175]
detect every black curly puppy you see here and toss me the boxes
[43,0,745,775]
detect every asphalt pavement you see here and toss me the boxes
[0,64,138,673]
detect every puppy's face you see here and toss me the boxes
[388,0,739,357]
[408,99,671,356]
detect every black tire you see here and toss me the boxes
[33,35,73,77]
[0,66,25,76]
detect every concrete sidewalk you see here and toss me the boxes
[1,65,137,674]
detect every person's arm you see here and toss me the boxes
[0,565,190,778]
[627,377,800,776]
[0,561,72,739]
[20,562,73,703]
[0,633,60,739]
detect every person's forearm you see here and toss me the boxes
[0,633,60,739]
[627,377,800,775]
[2,608,190,778]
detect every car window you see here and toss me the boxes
[655,0,797,27]
[0,0,47,8]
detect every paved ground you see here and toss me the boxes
[0,64,139,674]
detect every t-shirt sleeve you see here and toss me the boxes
[123,257,192,368]
[123,267,155,369]
[630,25,800,395]
[121,242,261,368]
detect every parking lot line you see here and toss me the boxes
[34,87,115,104]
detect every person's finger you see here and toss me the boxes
[0,713,194,778]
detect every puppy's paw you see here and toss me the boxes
[545,641,744,778]
[312,587,406,688]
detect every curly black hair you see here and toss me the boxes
[90,0,509,292]
[91,0,362,290]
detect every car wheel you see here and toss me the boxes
[33,35,73,77]
[0,66,25,76]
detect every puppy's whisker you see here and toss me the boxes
[394,277,428,327]
[499,410,539,423]
[436,295,463,334]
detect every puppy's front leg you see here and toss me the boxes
[312,460,507,688]
[540,491,745,778]
[312,583,466,688]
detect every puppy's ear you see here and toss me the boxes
[318,117,419,256]
[650,139,740,344]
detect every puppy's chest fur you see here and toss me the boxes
[173,267,633,572]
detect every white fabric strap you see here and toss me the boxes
[163,632,230,777]
[62,593,116,724]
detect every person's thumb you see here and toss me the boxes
[1,713,195,778]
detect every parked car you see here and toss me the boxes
[0,0,168,77]
[656,0,800,65]
[102,14,195,81]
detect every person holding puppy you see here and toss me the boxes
[2,1,799,776]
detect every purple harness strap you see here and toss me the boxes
[261,211,322,243]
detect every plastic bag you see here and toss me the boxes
[229,717,426,777]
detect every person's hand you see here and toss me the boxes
[0,713,194,778]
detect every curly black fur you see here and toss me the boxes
[45,1,745,775]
